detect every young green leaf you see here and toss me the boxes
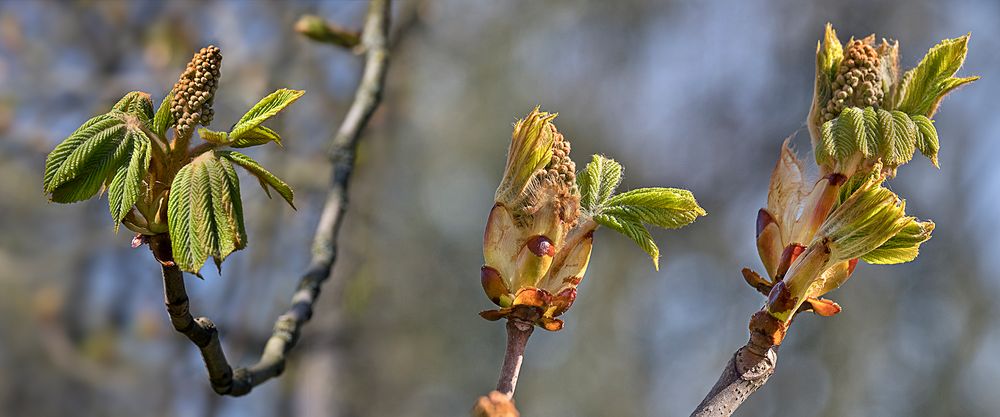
[44,113,121,193]
[859,107,881,158]
[877,109,917,167]
[895,35,979,117]
[197,128,229,144]
[229,89,304,140]
[107,131,152,231]
[44,112,151,204]
[231,125,283,148]
[577,154,622,214]
[593,213,660,270]
[112,91,154,125]
[167,152,247,273]
[911,115,940,167]
[152,92,174,137]
[602,188,706,230]
[217,150,295,208]
[817,178,912,263]
[861,218,934,264]
[816,23,844,82]
[825,107,864,162]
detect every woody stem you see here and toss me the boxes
[496,318,534,398]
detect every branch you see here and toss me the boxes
[690,343,777,417]
[152,0,392,396]
[690,311,785,417]
[496,319,533,397]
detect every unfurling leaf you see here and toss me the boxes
[816,23,844,82]
[895,34,978,117]
[112,91,154,125]
[217,150,295,209]
[231,125,283,148]
[494,107,557,207]
[602,188,706,230]
[230,88,304,140]
[593,213,660,270]
[817,177,912,263]
[879,110,917,167]
[911,115,940,167]
[107,129,152,231]
[862,219,934,264]
[577,154,622,214]
[590,188,705,270]
[820,106,864,164]
[152,92,174,137]
[167,152,247,273]
[44,111,151,205]
[197,128,229,144]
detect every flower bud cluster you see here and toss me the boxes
[170,46,222,137]
[823,40,882,121]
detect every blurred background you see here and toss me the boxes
[0,0,997,416]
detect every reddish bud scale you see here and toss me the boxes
[766,281,798,314]
[756,209,775,238]
[775,244,806,279]
[481,266,511,307]
[847,258,859,275]
[548,288,577,317]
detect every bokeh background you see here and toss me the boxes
[1,0,997,416]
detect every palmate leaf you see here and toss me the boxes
[895,35,978,117]
[167,151,247,273]
[44,111,151,205]
[821,106,941,170]
[577,154,622,214]
[217,150,295,209]
[593,187,705,270]
[230,89,304,140]
[603,188,706,230]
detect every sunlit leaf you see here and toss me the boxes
[217,150,295,209]
[896,35,979,117]
[167,151,247,273]
[577,154,622,214]
[231,125,282,148]
[230,88,304,140]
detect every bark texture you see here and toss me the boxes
[690,340,778,417]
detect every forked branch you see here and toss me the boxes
[153,0,391,396]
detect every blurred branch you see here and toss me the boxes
[295,15,361,50]
[152,0,392,396]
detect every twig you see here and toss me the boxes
[153,0,392,396]
[496,319,534,398]
[295,15,361,50]
[690,343,778,417]
[690,312,785,416]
